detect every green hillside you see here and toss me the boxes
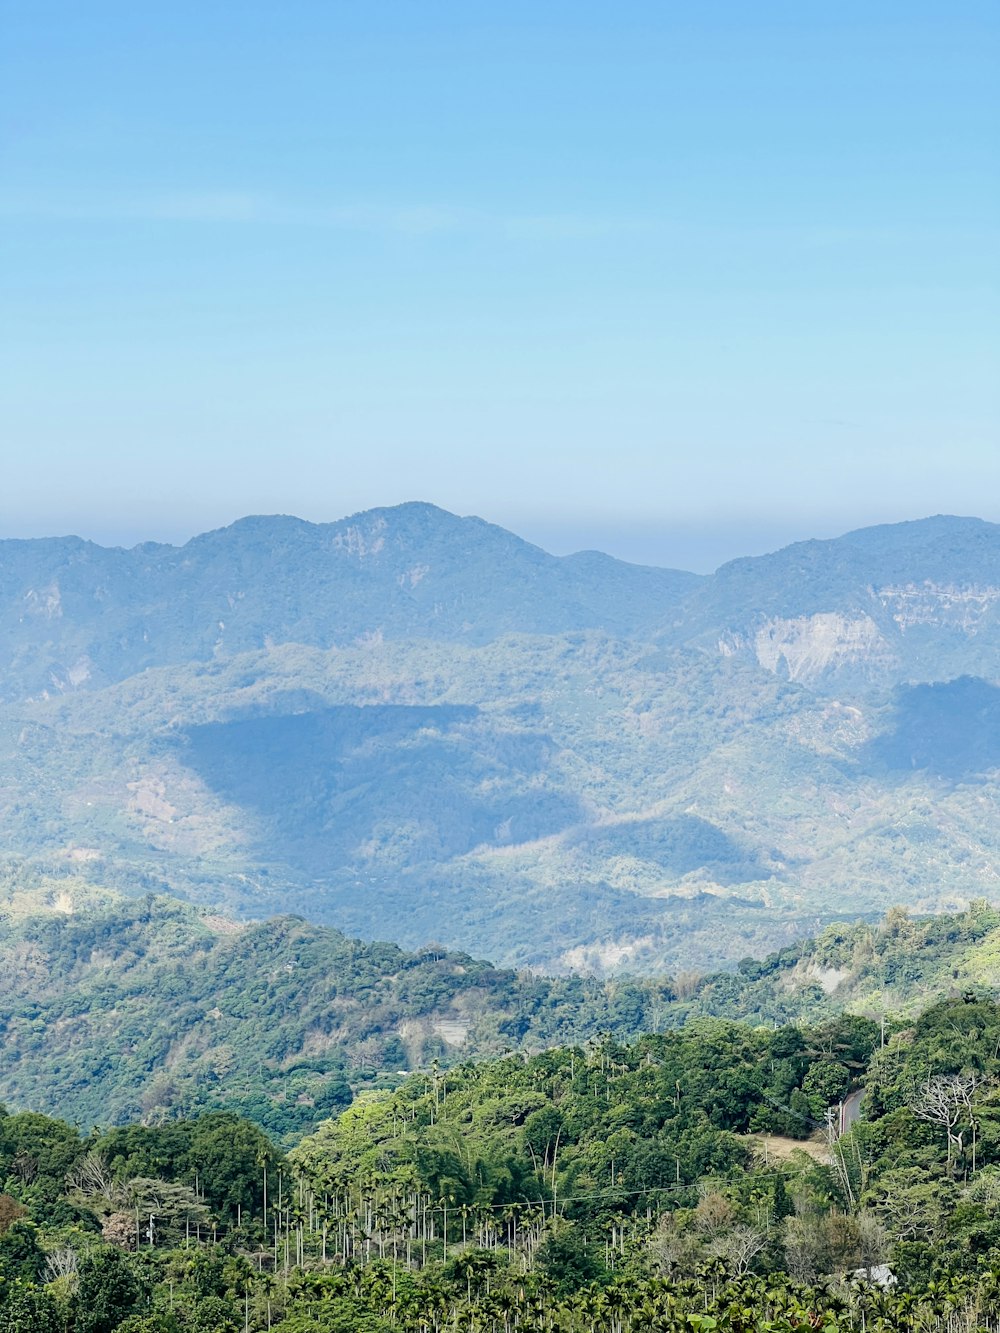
[6,993,1000,1330]
[3,508,1000,972]
[5,867,1000,1144]
[686,899,1000,1025]
[0,870,679,1139]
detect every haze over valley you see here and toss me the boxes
[4,503,1000,975]
[3,1,999,1324]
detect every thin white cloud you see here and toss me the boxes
[0,189,267,224]
[1,190,982,252]
[0,188,647,238]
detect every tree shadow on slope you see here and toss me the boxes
[175,704,584,874]
[569,813,774,885]
[865,676,1000,779]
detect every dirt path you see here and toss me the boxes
[742,1132,832,1165]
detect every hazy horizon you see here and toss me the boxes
[2,3,996,571]
[0,500,992,576]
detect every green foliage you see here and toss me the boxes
[684,900,1000,1028]
[4,511,1000,985]
[3,991,1000,1325]
[0,1112,85,1212]
[0,1283,62,1333]
[291,1019,877,1234]
[116,1318,179,1333]
[6,887,1000,1147]
[535,1219,607,1292]
[0,886,707,1139]
[0,1222,44,1284]
[76,1247,148,1333]
[0,889,633,1136]
[98,1114,278,1226]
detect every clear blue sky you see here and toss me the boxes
[1,1,997,570]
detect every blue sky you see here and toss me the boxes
[1,1,997,570]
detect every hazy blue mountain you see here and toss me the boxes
[673,514,1000,693]
[6,507,1000,705]
[2,506,1000,972]
[0,503,698,702]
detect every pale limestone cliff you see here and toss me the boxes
[721,613,898,685]
[877,582,1000,633]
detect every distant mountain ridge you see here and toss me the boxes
[4,505,1000,703]
[0,503,698,701]
[2,504,1000,972]
[681,513,1000,692]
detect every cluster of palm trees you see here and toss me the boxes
[279,1265,1000,1332]
[218,1173,1000,1331]
[256,1170,639,1277]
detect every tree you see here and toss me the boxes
[0,1284,62,1333]
[76,1248,147,1333]
[709,1222,768,1277]
[0,1113,83,1192]
[121,1177,211,1244]
[66,1150,118,1206]
[0,1197,26,1237]
[801,1061,850,1118]
[535,1220,606,1294]
[910,1073,978,1172]
[784,1211,860,1282]
[0,1221,45,1283]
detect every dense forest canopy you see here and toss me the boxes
[4,873,1000,1142]
[3,994,1000,1328]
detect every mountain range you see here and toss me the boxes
[0,869,995,1136]
[2,503,1000,972]
[0,504,695,701]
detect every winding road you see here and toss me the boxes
[840,1088,865,1134]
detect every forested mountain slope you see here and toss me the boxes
[2,506,1000,970]
[6,633,1000,971]
[6,992,1000,1330]
[3,873,1000,1142]
[688,898,1000,1025]
[0,872,676,1138]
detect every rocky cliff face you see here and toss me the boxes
[676,517,1000,694]
[878,581,1000,634]
[715,587,1000,692]
[720,612,899,688]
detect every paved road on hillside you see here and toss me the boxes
[842,1088,865,1133]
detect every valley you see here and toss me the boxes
[3,507,1000,1329]
[2,507,1000,972]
